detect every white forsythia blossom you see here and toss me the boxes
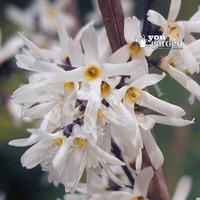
[160,40,200,103]
[147,0,200,40]
[90,167,154,200]
[9,125,124,192]
[110,16,154,64]
[8,0,199,197]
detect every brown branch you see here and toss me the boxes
[97,1,170,200]
[143,149,170,200]
[97,0,126,52]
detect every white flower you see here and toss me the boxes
[90,167,154,200]
[109,17,154,64]
[161,42,200,102]
[107,73,185,117]
[147,0,200,40]
[9,126,124,192]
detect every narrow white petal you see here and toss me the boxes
[181,44,199,74]
[168,0,182,21]
[23,102,56,119]
[52,140,71,171]
[139,91,185,117]
[21,140,48,169]
[91,192,132,200]
[44,67,84,83]
[141,130,164,169]
[130,73,166,89]
[188,39,200,60]
[57,16,69,52]
[16,54,64,73]
[172,176,192,200]
[148,115,194,126]
[133,167,154,197]
[67,38,84,67]
[82,26,99,65]
[88,141,125,166]
[103,60,147,78]
[165,65,200,99]
[124,16,141,43]
[9,138,33,147]
[109,45,130,64]
[19,33,48,61]
[147,10,167,31]
[183,21,200,33]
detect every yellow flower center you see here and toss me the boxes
[97,109,104,120]
[129,42,143,57]
[124,87,141,103]
[64,82,74,90]
[47,6,58,17]
[168,59,176,68]
[55,138,63,146]
[168,22,180,39]
[132,196,145,200]
[84,65,102,81]
[101,81,111,97]
[73,137,87,147]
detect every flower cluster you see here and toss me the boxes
[8,0,200,199]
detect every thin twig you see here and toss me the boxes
[97,0,126,52]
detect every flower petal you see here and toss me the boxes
[103,60,147,78]
[141,130,164,169]
[148,115,194,126]
[181,44,199,74]
[172,176,192,200]
[130,73,166,89]
[52,139,71,171]
[109,44,130,64]
[91,191,132,200]
[133,167,154,197]
[88,141,125,166]
[139,91,186,117]
[16,54,64,73]
[19,33,48,61]
[168,0,182,21]
[82,26,99,65]
[147,10,167,32]
[182,21,200,33]
[124,16,141,43]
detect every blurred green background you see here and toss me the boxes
[0,0,200,199]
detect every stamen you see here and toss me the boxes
[64,82,74,90]
[101,81,111,97]
[168,59,176,68]
[132,196,145,200]
[124,87,141,103]
[129,42,143,57]
[73,137,87,147]
[55,138,63,146]
[168,22,180,39]
[84,64,102,81]
[97,109,104,120]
